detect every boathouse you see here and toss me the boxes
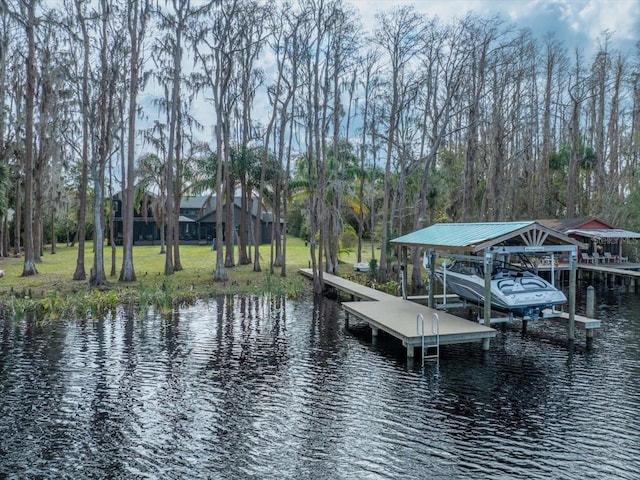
[539,217,640,264]
[391,221,588,344]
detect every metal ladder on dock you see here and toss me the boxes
[417,312,440,365]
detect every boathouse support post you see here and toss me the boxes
[428,249,436,309]
[482,250,493,351]
[401,246,408,299]
[569,249,577,341]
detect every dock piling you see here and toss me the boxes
[586,286,595,318]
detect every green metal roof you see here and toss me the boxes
[391,221,582,252]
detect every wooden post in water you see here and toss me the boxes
[483,250,493,351]
[586,285,595,317]
[568,250,577,341]
[586,285,595,342]
[406,343,415,359]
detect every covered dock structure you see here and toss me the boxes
[540,217,640,263]
[391,221,588,349]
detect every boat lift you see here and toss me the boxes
[431,250,565,316]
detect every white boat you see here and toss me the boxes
[435,259,566,317]
[353,262,370,272]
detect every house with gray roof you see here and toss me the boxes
[111,191,275,245]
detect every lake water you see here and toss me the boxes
[1,287,639,479]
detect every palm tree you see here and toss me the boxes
[137,153,167,253]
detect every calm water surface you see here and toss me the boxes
[1,288,639,479]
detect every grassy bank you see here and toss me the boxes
[0,236,365,319]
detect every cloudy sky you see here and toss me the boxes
[351,0,639,54]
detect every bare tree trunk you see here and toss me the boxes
[567,49,585,219]
[120,0,149,282]
[279,26,299,277]
[13,179,20,256]
[606,56,623,210]
[172,112,183,271]
[213,119,227,281]
[110,150,117,277]
[375,7,423,282]
[21,0,37,277]
[71,0,91,280]
[593,39,610,214]
[90,0,115,287]
[224,131,235,268]
[538,35,556,217]
[163,0,188,276]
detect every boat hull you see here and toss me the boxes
[435,269,566,317]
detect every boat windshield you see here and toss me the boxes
[447,260,483,276]
[447,259,531,277]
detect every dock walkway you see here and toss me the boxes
[299,269,496,358]
[579,263,640,278]
[299,268,399,301]
[481,308,600,329]
[543,309,601,330]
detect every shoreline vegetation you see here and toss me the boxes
[0,236,377,321]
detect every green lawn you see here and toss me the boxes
[0,236,364,309]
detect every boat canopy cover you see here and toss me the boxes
[566,228,640,240]
[391,221,582,252]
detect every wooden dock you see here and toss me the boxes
[342,300,496,358]
[579,263,640,277]
[543,310,601,330]
[299,268,399,301]
[299,269,496,358]
[479,308,600,329]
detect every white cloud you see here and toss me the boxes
[352,0,638,51]
[575,0,639,42]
